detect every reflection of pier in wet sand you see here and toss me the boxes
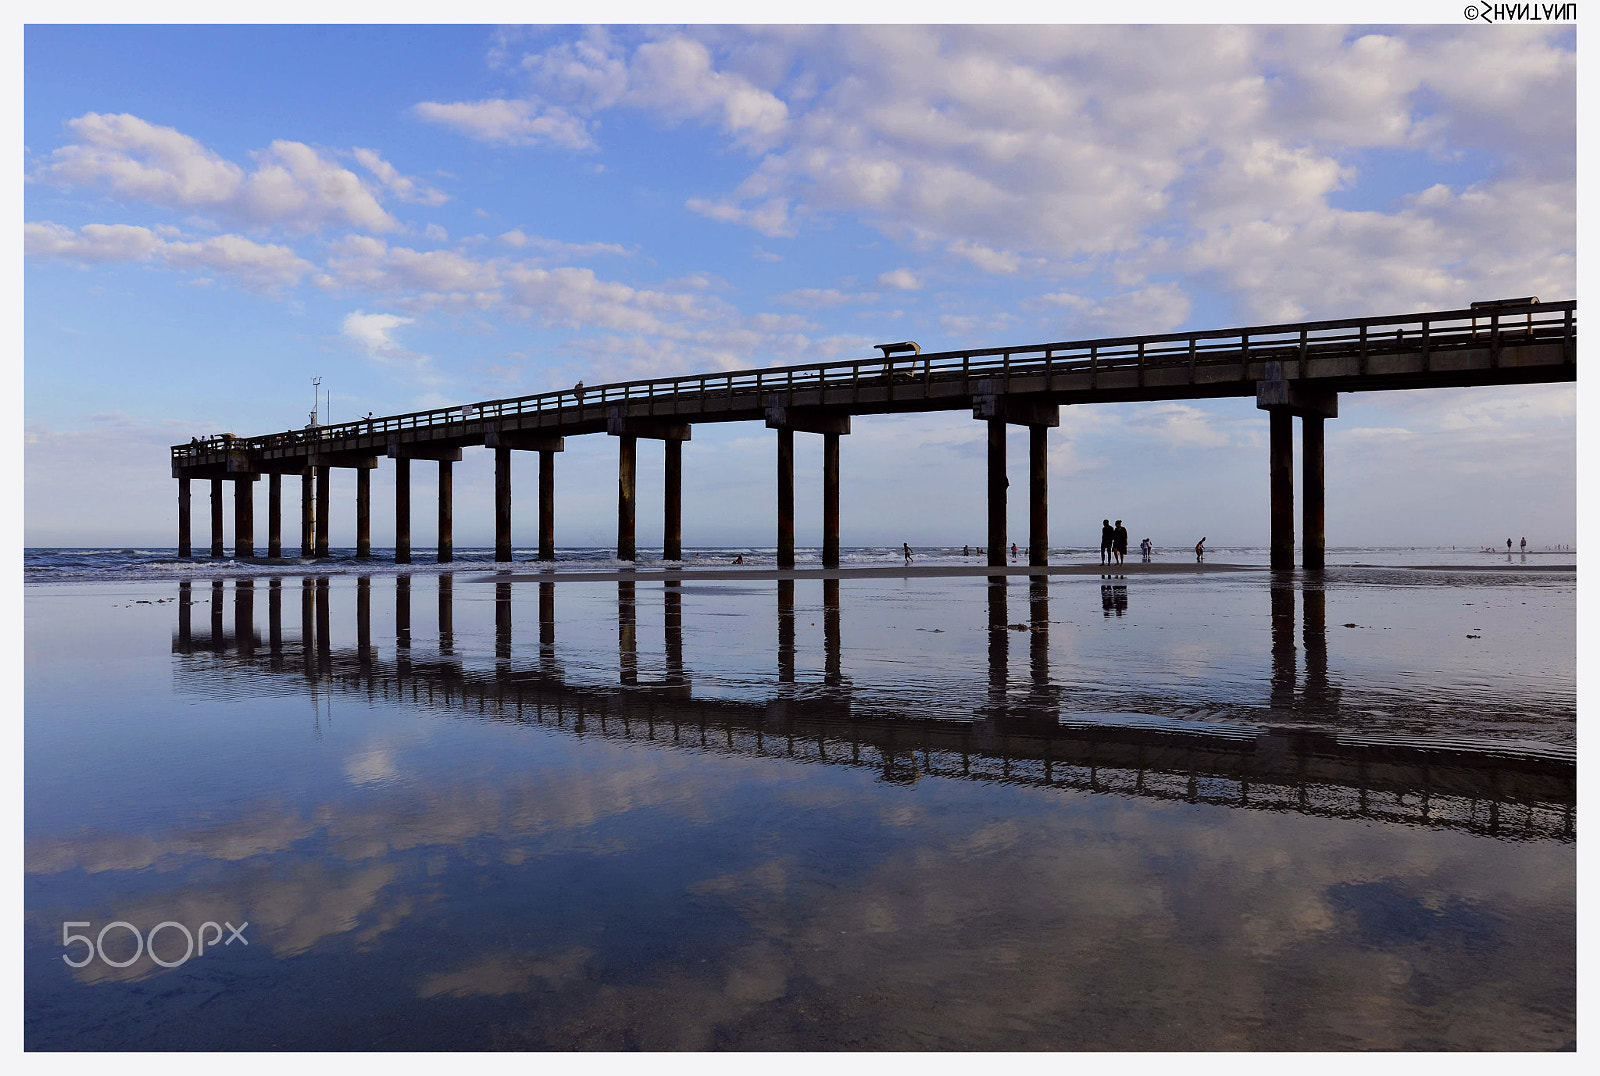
[173,575,1575,844]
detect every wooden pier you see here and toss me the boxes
[172,299,1575,570]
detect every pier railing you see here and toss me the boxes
[172,299,1573,462]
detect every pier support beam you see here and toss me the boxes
[438,460,453,563]
[987,420,1006,567]
[355,467,371,559]
[495,447,512,562]
[1269,409,1294,571]
[235,476,254,559]
[177,479,191,558]
[973,386,1059,569]
[267,474,282,559]
[764,402,850,570]
[823,432,841,569]
[1029,425,1048,566]
[540,449,556,562]
[210,478,224,557]
[387,438,462,564]
[394,458,410,564]
[1303,415,1326,572]
[485,428,566,563]
[301,470,314,557]
[605,412,688,563]
[1257,369,1337,573]
[777,428,795,569]
[315,467,331,557]
[617,434,637,561]
[664,439,682,561]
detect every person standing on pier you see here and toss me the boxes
[1112,520,1128,566]
[1101,519,1114,565]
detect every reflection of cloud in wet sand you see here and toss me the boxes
[429,794,1572,1050]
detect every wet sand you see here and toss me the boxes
[483,560,1570,584]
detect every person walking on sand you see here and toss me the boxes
[1100,519,1114,565]
[903,543,913,565]
[1507,538,1513,552]
[1010,542,1018,560]
[1195,537,1206,561]
[1520,537,1527,553]
[1112,520,1128,566]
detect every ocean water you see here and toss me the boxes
[23,551,1576,1050]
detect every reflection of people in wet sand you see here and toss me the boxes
[1195,537,1206,561]
[903,543,912,564]
[1112,520,1128,566]
[1100,519,1113,564]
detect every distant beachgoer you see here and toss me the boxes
[1113,520,1128,566]
[1195,537,1206,561]
[1010,542,1018,559]
[1520,537,1527,552]
[1100,519,1113,564]
[963,544,971,557]
[1140,538,1152,561]
[733,554,743,565]
[903,543,913,564]
[1507,538,1513,552]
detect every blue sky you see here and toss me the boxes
[22,13,1578,550]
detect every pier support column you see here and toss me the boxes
[987,419,1006,567]
[315,466,330,557]
[617,434,636,561]
[495,447,512,562]
[355,467,371,559]
[539,449,556,561]
[1029,425,1048,566]
[177,479,191,557]
[437,460,453,563]
[267,474,282,558]
[764,403,849,569]
[664,439,682,562]
[777,428,795,569]
[823,433,841,569]
[1257,371,1337,574]
[1269,409,1294,571]
[1302,415,1325,571]
[210,478,225,557]
[394,458,410,564]
[973,388,1059,569]
[235,476,255,559]
[300,470,314,557]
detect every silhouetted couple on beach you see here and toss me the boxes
[1100,519,1129,566]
